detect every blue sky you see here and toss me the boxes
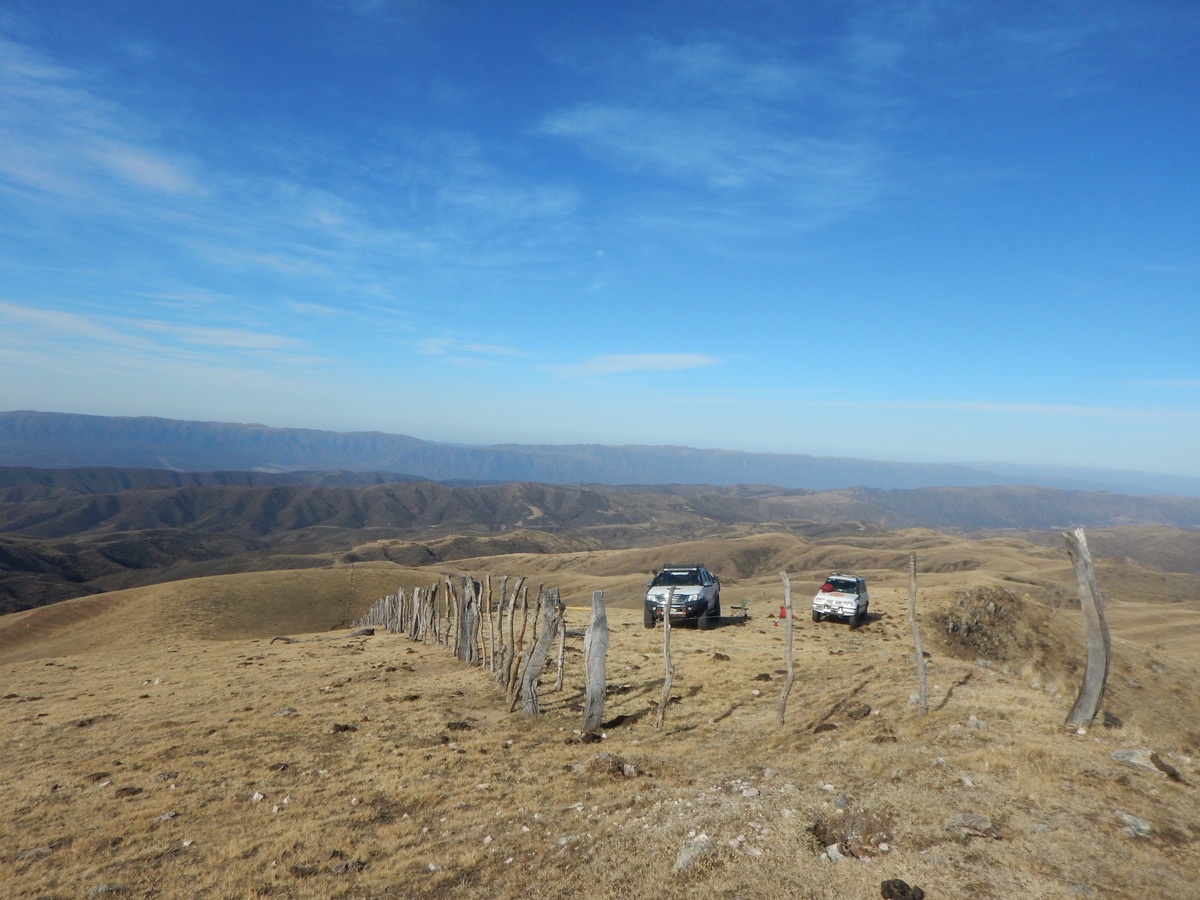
[1,1,1198,477]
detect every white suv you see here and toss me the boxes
[812,574,869,627]
[644,564,721,629]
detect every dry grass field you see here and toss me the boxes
[2,528,1199,899]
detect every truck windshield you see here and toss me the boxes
[653,570,702,586]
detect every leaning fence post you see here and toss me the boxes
[909,552,928,715]
[1063,528,1111,727]
[582,590,609,733]
[777,572,795,724]
[519,588,562,715]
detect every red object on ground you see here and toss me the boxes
[779,605,787,618]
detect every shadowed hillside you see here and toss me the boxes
[3,466,1200,615]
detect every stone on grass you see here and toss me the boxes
[674,841,713,870]
[1111,749,1163,776]
[1116,811,1154,838]
[881,879,925,900]
[943,812,998,839]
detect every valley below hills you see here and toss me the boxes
[3,465,1200,614]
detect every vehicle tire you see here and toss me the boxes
[850,608,863,629]
[644,607,656,629]
[812,610,822,623]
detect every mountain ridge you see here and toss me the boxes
[5,409,1197,495]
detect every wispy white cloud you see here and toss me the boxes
[0,300,317,369]
[0,300,151,349]
[551,353,719,377]
[130,320,306,351]
[418,337,526,367]
[85,139,201,194]
[0,37,200,207]
[286,300,343,318]
[541,104,874,198]
[538,34,885,229]
[638,39,809,100]
[855,398,1160,420]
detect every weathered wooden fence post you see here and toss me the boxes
[582,590,608,733]
[499,576,523,686]
[777,572,795,724]
[909,552,928,715]
[519,588,563,715]
[387,591,400,633]
[409,586,422,639]
[457,575,480,665]
[1064,528,1111,728]
[493,575,509,676]
[506,584,531,708]
[554,600,567,692]
[443,576,457,651]
[483,575,495,672]
[656,587,675,731]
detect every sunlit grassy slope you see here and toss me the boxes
[2,527,1198,899]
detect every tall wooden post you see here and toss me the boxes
[1064,528,1111,727]
[583,590,609,733]
[458,575,479,665]
[909,553,928,715]
[777,572,795,724]
[484,575,495,672]
[499,576,522,686]
[656,587,675,730]
[554,605,567,692]
[506,585,531,709]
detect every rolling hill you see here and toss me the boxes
[2,527,1198,899]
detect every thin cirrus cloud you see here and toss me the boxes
[552,353,719,377]
[130,320,307,352]
[0,33,566,307]
[0,38,198,204]
[540,104,872,195]
[0,300,312,366]
[537,37,882,218]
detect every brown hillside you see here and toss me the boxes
[2,540,1199,899]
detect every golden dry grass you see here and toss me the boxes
[2,532,1200,899]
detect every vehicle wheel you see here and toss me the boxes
[850,609,863,628]
[644,607,656,628]
[812,610,822,623]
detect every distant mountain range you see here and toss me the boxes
[3,410,1198,496]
